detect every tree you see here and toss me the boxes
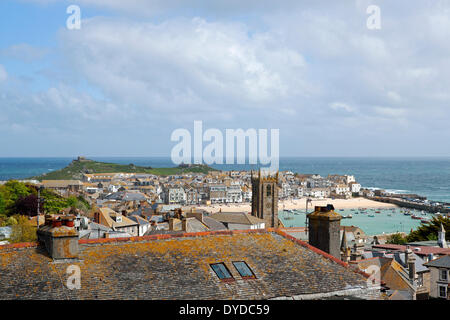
[386,233,407,245]
[406,216,450,242]
[0,180,31,215]
[10,215,37,243]
[14,194,39,217]
[0,193,5,215]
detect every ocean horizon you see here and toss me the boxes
[0,156,449,203]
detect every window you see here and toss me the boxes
[233,261,256,279]
[266,184,271,196]
[417,273,423,287]
[440,269,448,281]
[210,263,233,281]
[439,285,447,298]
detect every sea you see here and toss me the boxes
[0,156,448,235]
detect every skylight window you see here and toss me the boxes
[210,263,233,280]
[233,261,256,278]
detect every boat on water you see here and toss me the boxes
[420,218,430,223]
[343,214,352,219]
[411,215,421,220]
[368,214,375,217]
[387,213,392,217]
[375,211,381,213]
[404,212,411,216]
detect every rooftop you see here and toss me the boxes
[0,229,377,300]
[424,255,450,268]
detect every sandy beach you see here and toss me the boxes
[195,198,397,214]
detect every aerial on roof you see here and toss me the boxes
[0,230,380,300]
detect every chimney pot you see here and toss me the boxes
[37,215,79,261]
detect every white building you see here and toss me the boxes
[163,187,186,204]
[226,185,243,203]
[334,184,350,195]
[344,175,356,184]
[350,182,361,194]
[306,188,329,198]
[281,183,292,199]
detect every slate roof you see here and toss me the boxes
[105,191,148,201]
[424,255,450,268]
[128,215,150,226]
[352,256,415,296]
[0,229,378,300]
[363,251,428,273]
[210,212,265,225]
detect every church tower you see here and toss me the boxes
[251,170,279,228]
[438,223,448,248]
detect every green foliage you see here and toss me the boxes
[0,180,31,214]
[0,181,90,217]
[386,233,408,245]
[0,193,5,215]
[10,215,37,243]
[6,216,18,226]
[406,216,450,242]
[31,159,214,180]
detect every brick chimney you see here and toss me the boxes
[37,215,79,261]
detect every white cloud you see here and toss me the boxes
[0,65,7,82]
[329,102,356,113]
[5,0,450,156]
[58,17,311,121]
[0,43,48,63]
[374,106,406,118]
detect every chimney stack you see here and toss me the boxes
[37,215,79,261]
[182,218,188,232]
[406,246,416,282]
[307,205,342,259]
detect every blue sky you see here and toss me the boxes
[1,1,450,157]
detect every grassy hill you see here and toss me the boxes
[31,158,215,181]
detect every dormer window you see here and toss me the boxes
[233,261,256,279]
[210,263,234,281]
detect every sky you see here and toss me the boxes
[1,0,450,158]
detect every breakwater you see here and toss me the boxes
[369,196,450,214]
